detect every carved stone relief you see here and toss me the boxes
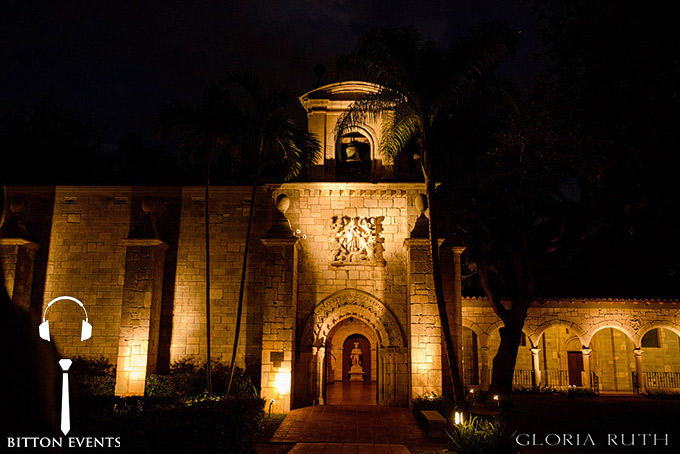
[329,216,385,266]
[300,289,405,348]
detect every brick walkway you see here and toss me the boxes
[288,443,410,453]
[268,404,439,454]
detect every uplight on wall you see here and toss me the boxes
[454,410,464,425]
[274,371,291,395]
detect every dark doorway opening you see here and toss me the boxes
[567,351,584,386]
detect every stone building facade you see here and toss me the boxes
[2,82,679,413]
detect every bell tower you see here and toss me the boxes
[298,81,395,182]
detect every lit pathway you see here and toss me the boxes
[269,404,437,454]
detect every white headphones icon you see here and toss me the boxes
[39,296,92,342]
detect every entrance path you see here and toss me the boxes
[269,405,443,454]
[288,443,409,453]
[326,382,376,405]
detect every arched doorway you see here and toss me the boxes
[296,289,408,407]
[325,318,378,404]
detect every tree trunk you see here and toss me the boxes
[226,137,262,397]
[205,152,212,395]
[489,322,525,395]
[425,178,465,407]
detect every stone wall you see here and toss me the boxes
[1,185,272,395]
[3,184,679,406]
[170,186,270,369]
[42,187,130,362]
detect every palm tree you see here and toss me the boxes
[335,25,517,407]
[156,74,321,398]
[155,82,241,395]
[222,71,321,397]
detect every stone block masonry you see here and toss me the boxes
[115,239,168,396]
[3,184,678,407]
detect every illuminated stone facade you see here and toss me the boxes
[462,298,680,393]
[2,82,679,414]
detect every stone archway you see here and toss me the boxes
[300,288,405,349]
[589,327,637,392]
[326,318,379,384]
[296,289,409,407]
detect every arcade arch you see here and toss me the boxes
[589,327,636,392]
[639,327,680,390]
[534,324,586,387]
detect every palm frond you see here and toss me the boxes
[380,108,422,160]
[334,88,404,136]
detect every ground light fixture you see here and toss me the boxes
[453,408,465,425]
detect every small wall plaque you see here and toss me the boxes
[270,351,284,368]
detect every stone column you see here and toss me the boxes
[260,237,299,413]
[0,238,39,309]
[581,348,592,389]
[260,193,300,413]
[405,194,442,399]
[480,345,491,389]
[441,244,465,395]
[0,196,39,310]
[115,238,168,395]
[530,348,542,388]
[634,348,645,394]
[379,347,401,405]
[115,199,168,396]
[313,346,325,404]
[405,236,442,399]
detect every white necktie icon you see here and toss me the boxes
[59,359,72,435]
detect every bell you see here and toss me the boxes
[344,142,362,162]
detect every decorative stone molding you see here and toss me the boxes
[300,289,405,348]
[265,193,294,238]
[329,216,385,266]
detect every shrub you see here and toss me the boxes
[76,395,265,454]
[643,389,680,399]
[567,386,598,398]
[512,386,565,396]
[70,357,265,453]
[71,356,116,396]
[447,416,518,454]
[146,357,257,398]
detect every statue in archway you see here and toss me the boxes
[350,341,362,366]
[349,341,365,381]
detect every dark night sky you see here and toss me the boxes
[1,0,542,146]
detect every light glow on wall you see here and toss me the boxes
[274,371,291,395]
